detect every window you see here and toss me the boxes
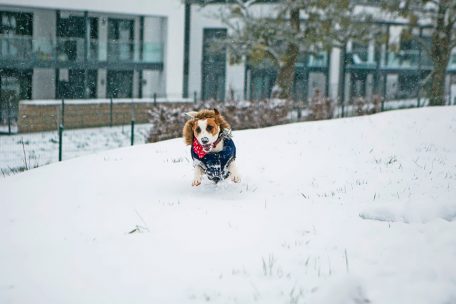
[107,70,133,98]
[0,11,32,35]
[108,18,134,61]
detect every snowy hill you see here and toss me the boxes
[1,107,456,304]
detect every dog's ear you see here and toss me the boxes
[213,108,230,131]
[183,119,195,145]
[184,111,198,119]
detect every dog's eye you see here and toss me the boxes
[207,125,213,132]
[195,127,201,133]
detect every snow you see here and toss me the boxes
[1,106,456,304]
[0,123,152,175]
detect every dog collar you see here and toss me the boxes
[192,129,232,159]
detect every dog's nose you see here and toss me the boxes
[201,137,209,144]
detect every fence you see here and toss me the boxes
[0,97,192,177]
[1,92,455,177]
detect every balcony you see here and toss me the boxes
[295,52,328,69]
[346,50,376,69]
[383,50,433,70]
[346,49,435,71]
[0,34,164,68]
[308,52,328,68]
[448,53,456,71]
[0,35,33,61]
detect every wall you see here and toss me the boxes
[31,9,57,99]
[18,100,191,133]
[32,69,55,99]
[97,69,107,98]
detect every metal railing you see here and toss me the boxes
[0,34,164,64]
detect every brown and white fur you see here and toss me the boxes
[183,109,240,186]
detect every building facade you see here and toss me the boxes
[1,0,456,116]
[0,0,185,126]
[184,1,456,104]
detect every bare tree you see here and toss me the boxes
[200,0,374,100]
[382,0,456,105]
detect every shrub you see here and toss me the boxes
[146,99,291,143]
[309,89,335,120]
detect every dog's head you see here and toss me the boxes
[183,108,230,147]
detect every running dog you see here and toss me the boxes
[183,109,240,186]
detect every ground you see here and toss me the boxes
[0,123,151,175]
[1,106,455,304]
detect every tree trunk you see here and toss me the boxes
[272,8,300,99]
[429,4,450,106]
[430,56,448,106]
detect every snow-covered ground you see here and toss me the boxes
[0,123,151,176]
[1,107,456,304]
[0,98,440,176]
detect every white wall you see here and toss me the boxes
[97,69,106,98]
[142,70,164,98]
[0,0,186,98]
[32,69,55,99]
[98,17,108,61]
[32,8,56,60]
[329,48,341,100]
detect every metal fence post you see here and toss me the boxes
[153,93,157,106]
[194,91,197,104]
[130,120,135,146]
[110,98,113,127]
[61,98,65,126]
[58,124,64,161]
[7,99,11,135]
[341,101,345,118]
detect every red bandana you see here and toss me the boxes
[193,138,207,159]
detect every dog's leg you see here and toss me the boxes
[228,161,241,183]
[192,166,203,186]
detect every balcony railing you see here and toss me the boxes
[308,52,328,68]
[0,35,33,60]
[384,50,433,69]
[295,52,328,68]
[0,35,164,65]
[346,49,434,70]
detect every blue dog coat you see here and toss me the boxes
[191,138,236,183]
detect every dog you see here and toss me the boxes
[183,108,240,186]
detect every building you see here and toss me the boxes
[0,0,185,122]
[185,1,456,104]
[1,0,456,123]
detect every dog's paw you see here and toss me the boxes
[230,174,241,183]
[192,178,202,187]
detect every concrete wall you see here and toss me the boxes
[97,69,107,98]
[142,70,164,98]
[33,9,56,42]
[32,69,55,99]
[98,16,108,61]
[31,10,56,99]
